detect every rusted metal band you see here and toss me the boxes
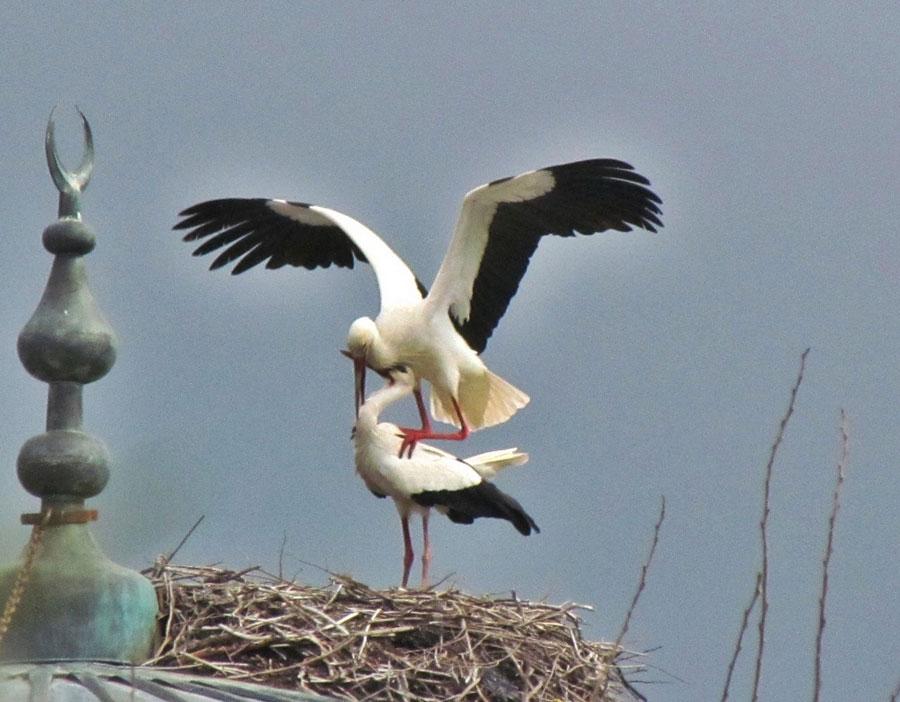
[21,509,98,525]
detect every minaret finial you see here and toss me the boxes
[45,106,94,219]
[0,109,157,663]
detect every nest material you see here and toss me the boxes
[146,564,643,701]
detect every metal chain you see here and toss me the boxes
[0,509,53,650]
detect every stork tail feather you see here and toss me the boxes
[429,369,529,430]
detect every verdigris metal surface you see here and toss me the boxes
[0,110,157,663]
[0,527,157,663]
[0,662,332,701]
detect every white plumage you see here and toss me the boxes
[175,159,663,454]
[353,367,539,588]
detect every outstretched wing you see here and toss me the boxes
[427,159,663,352]
[174,198,425,311]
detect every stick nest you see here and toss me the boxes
[145,564,643,701]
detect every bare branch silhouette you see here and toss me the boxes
[594,496,666,700]
[721,571,762,701]
[616,495,666,649]
[751,347,810,701]
[813,409,849,702]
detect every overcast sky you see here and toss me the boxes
[0,3,897,700]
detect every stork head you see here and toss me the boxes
[346,316,377,356]
[344,317,378,416]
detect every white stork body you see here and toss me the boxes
[175,159,663,451]
[347,300,524,443]
[354,369,539,588]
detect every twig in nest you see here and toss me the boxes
[278,531,288,581]
[812,409,849,702]
[752,347,809,702]
[146,515,205,578]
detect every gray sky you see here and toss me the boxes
[1,3,897,700]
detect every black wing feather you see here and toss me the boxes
[173,198,368,275]
[174,198,430,296]
[412,480,539,536]
[455,159,663,352]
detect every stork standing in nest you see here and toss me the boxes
[175,158,662,456]
[353,365,539,588]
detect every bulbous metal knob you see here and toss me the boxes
[42,219,96,256]
[17,256,117,385]
[17,430,110,500]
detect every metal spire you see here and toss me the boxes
[0,109,158,663]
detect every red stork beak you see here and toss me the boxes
[341,349,366,416]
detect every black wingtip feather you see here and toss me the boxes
[173,197,369,275]
[413,481,539,536]
[456,158,664,353]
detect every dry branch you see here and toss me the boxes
[146,564,642,701]
[752,347,809,701]
[812,409,849,702]
[615,496,666,650]
[721,572,761,701]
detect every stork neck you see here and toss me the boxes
[358,380,412,428]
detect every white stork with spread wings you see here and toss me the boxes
[175,159,663,455]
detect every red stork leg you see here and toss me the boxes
[420,511,432,589]
[400,515,414,588]
[398,393,470,458]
